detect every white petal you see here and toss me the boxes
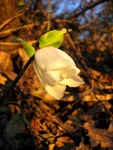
[45,83,66,100]
[42,70,61,86]
[61,67,80,78]
[35,47,75,71]
[33,60,46,87]
[59,75,84,87]
[56,48,75,66]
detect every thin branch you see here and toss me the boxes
[71,85,113,108]
[0,23,40,38]
[93,92,113,118]
[0,72,29,98]
[0,40,38,46]
[0,12,25,31]
[0,56,34,104]
[31,85,113,102]
[69,0,109,21]
[79,85,113,98]
[65,32,91,86]
[47,0,51,31]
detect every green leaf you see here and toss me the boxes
[39,28,67,48]
[6,113,25,137]
[12,38,35,57]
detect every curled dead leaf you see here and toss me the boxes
[84,120,113,148]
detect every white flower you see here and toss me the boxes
[33,47,84,100]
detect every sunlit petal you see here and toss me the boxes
[61,67,80,78]
[59,75,84,87]
[35,47,74,71]
[45,83,66,100]
[33,60,46,87]
[42,70,61,86]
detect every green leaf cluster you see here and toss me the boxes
[39,28,67,48]
[12,28,66,57]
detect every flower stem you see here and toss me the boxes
[0,56,34,104]
[47,0,51,31]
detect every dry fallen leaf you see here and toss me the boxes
[84,120,113,148]
[0,51,12,71]
[18,48,29,65]
[55,136,75,150]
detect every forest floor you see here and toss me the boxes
[0,41,113,150]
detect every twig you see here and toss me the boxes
[68,0,109,20]
[0,12,25,31]
[0,23,40,38]
[47,0,51,31]
[65,33,89,71]
[31,85,113,102]
[93,92,113,119]
[65,32,91,86]
[0,56,34,104]
[79,85,113,98]
[0,40,38,46]
[70,85,113,107]
[0,72,29,98]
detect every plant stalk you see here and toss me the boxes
[47,0,51,31]
[0,56,34,104]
